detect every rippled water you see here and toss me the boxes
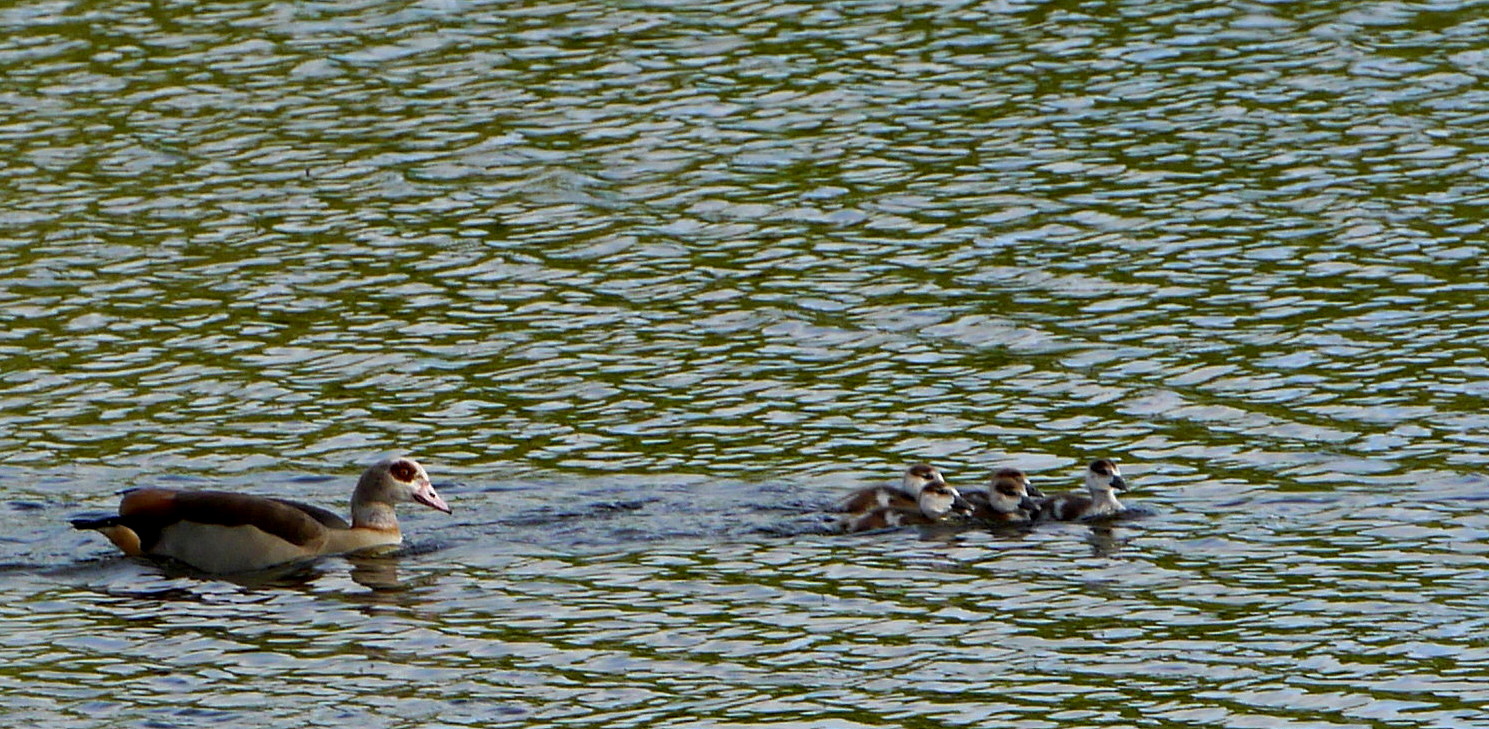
[4,0,1489,726]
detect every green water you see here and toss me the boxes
[3,0,1489,726]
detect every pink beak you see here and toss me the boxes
[413,479,452,514]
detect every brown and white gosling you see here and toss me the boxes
[836,464,948,515]
[962,468,1038,524]
[1034,459,1128,521]
[844,480,972,533]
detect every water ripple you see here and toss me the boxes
[5,0,1489,725]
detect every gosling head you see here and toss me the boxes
[988,467,1035,514]
[1085,459,1127,495]
[901,463,947,497]
[918,480,969,520]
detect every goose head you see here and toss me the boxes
[352,457,451,528]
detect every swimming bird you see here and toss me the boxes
[844,480,971,532]
[1034,459,1128,521]
[71,457,451,573]
[962,467,1038,523]
[835,463,947,515]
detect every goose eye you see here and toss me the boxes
[390,460,417,482]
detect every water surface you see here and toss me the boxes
[3,0,1489,726]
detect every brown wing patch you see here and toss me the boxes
[1046,493,1093,521]
[172,491,326,547]
[837,486,914,514]
[272,499,351,530]
[119,488,179,519]
[114,489,326,550]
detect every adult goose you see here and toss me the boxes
[71,457,451,573]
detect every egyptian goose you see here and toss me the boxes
[962,467,1037,523]
[71,457,451,573]
[1034,459,1128,521]
[844,480,971,533]
[836,464,947,514]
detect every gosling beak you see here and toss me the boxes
[1019,495,1039,514]
[1025,483,1045,499]
[1110,475,1129,492]
[951,493,973,517]
[413,479,453,514]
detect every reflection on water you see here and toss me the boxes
[3,0,1489,726]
